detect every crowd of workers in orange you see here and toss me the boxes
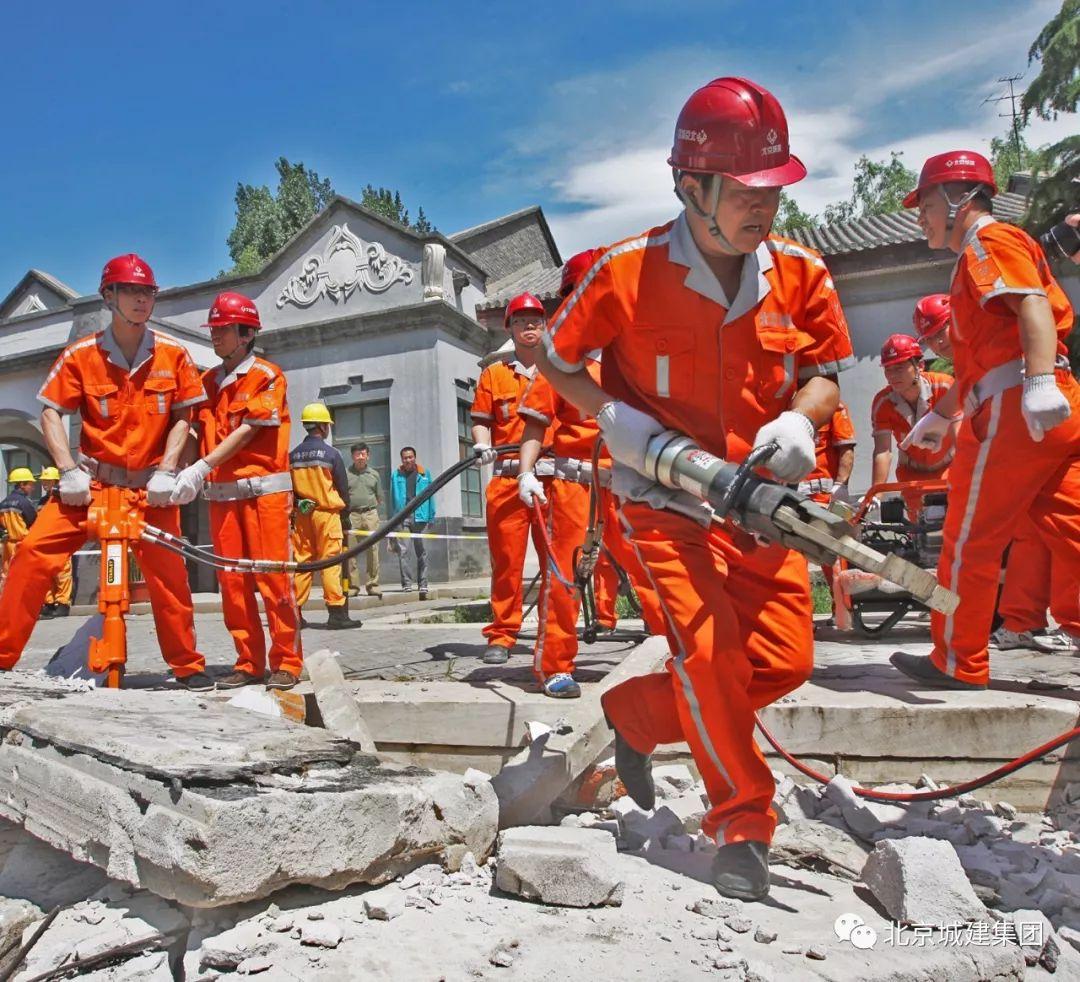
[0,73,1078,903]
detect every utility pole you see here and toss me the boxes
[983,74,1026,165]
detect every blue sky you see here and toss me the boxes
[2,0,1073,297]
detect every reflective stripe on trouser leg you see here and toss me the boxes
[133,503,206,677]
[483,476,541,648]
[931,382,1080,683]
[941,394,1003,677]
[211,499,269,675]
[533,480,588,680]
[615,505,739,842]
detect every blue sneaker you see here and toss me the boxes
[542,673,581,699]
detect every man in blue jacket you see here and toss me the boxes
[391,446,434,599]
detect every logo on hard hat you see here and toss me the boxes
[945,156,977,168]
[676,128,709,145]
[131,265,147,278]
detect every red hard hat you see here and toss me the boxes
[204,291,262,330]
[560,249,598,298]
[913,294,950,340]
[99,254,157,294]
[668,77,806,187]
[902,150,997,209]
[504,292,545,329]
[881,333,923,366]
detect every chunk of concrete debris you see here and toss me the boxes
[824,775,907,840]
[237,955,274,975]
[660,790,708,834]
[0,691,499,906]
[771,819,869,880]
[16,892,189,981]
[861,837,987,927]
[754,926,778,944]
[652,764,695,797]
[199,920,281,971]
[306,648,377,754]
[687,896,742,920]
[0,897,42,956]
[300,919,343,948]
[489,939,520,967]
[495,827,625,908]
[615,802,684,849]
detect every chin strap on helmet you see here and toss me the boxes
[674,171,743,255]
[104,290,151,331]
[939,183,985,232]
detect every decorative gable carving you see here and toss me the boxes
[13,293,47,316]
[276,223,414,309]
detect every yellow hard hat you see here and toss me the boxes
[38,467,61,481]
[301,403,333,425]
[7,468,35,483]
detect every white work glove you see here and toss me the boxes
[472,442,497,466]
[146,469,178,508]
[170,459,212,506]
[829,483,851,506]
[900,409,953,453]
[1022,374,1071,442]
[517,471,547,507]
[752,411,817,483]
[58,466,92,506]
[596,400,668,476]
[858,494,881,520]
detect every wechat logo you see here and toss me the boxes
[834,913,878,950]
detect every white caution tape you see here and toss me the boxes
[347,529,488,542]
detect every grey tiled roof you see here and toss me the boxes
[787,192,1027,256]
[476,265,564,311]
[475,192,1032,314]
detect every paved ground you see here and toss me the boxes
[15,591,1080,702]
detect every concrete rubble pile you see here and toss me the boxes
[0,670,1076,978]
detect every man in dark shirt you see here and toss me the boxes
[346,443,383,598]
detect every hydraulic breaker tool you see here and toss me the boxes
[642,431,959,615]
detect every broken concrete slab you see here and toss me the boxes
[306,648,377,754]
[491,637,669,828]
[771,819,869,880]
[861,837,988,927]
[0,689,498,907]
[495,827,625,908]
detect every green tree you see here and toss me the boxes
[773,191,817,236]
[825,152,917,224]
[990,123,1041,191]
[1021,0,1080,232]
[414,206,435,235]
[225,158,335,276]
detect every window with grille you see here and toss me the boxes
[457,400,483,518]
[331,401,391,508]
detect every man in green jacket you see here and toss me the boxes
[346,442,383,598]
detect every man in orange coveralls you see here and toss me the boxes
[35,467,74,618]
[892,150,1079,690]
[516,354,665,698]
[536,77,854,900]
[556,249,650,635]
[171,292,303,691]
[870,333,956,517]
[471,292,553,665]
[799,401,855,625]
[914,292,1079,653]
[0,254,212,688]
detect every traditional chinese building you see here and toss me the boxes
[0,198,561,592]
